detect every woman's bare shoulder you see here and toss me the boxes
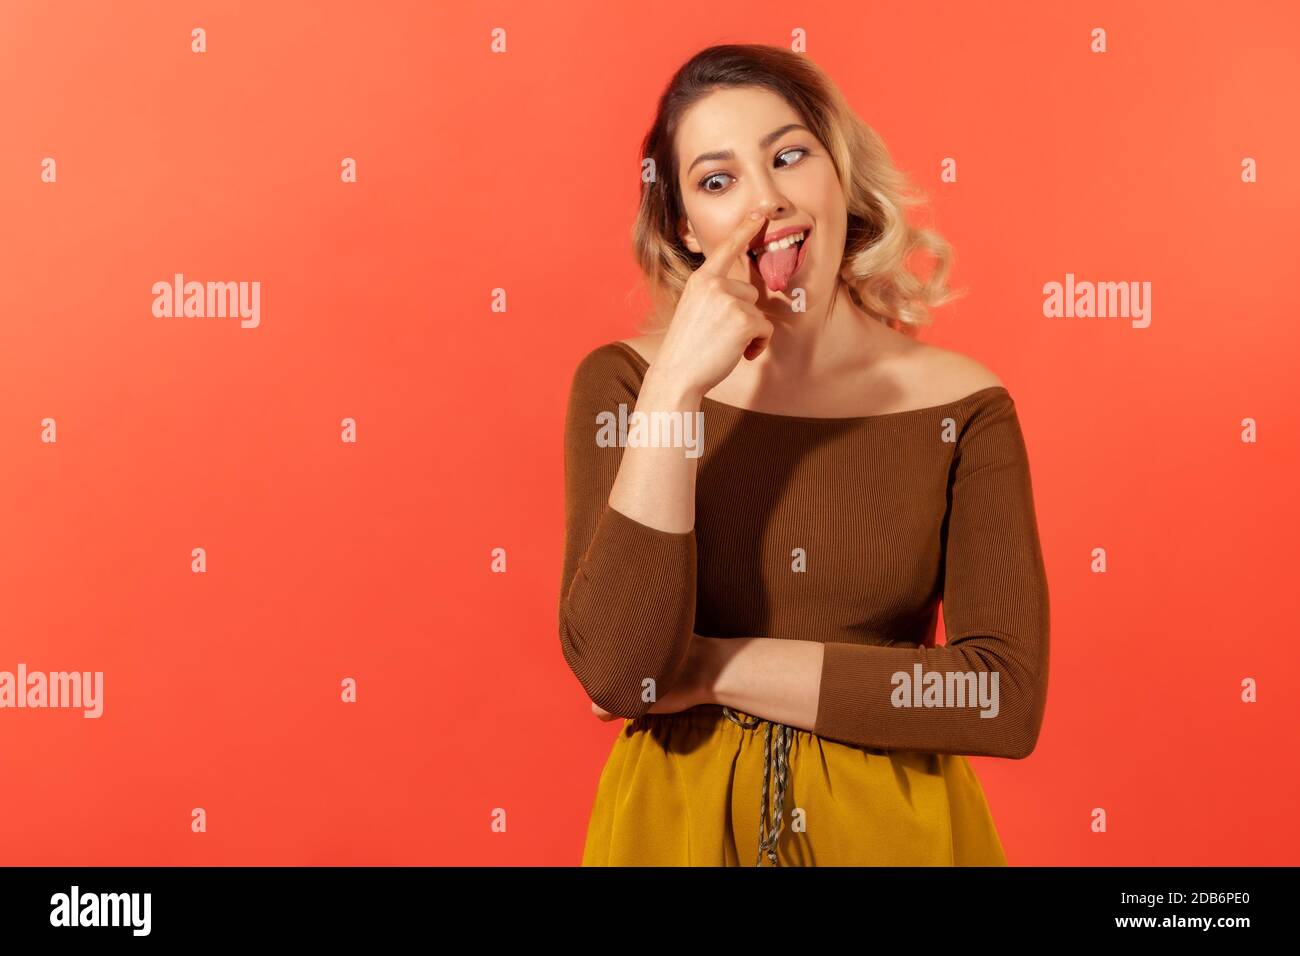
[903,340,1005,403]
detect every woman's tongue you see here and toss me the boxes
[756,243,799,292]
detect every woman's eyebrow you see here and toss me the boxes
[686,123,810,175]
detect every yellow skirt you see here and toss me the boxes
[581,704,1008,866]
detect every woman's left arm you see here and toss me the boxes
[590,632,824,727]
[693,635,825,730]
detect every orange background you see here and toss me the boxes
[1,0,1297,865]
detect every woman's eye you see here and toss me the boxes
[698,148,809,193]
[700,173,733,193]
[777,147,807,167]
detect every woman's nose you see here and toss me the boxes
[751,190,790,218]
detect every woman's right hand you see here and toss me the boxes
[651,212,776,398]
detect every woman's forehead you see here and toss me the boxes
[675,90,804,167]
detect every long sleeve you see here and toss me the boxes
[558,344,697,718]
[812,391,1050,758]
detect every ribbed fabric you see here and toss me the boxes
[559,340,1050,759]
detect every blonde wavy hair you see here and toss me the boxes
[631,43,966,333]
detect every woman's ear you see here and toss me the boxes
[679,217,702,255]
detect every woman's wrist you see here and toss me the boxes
[640,366,704,409]
[690,634,728,708]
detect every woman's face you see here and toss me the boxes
[674,85,845,305]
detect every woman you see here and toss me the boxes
[559,44,1049,866]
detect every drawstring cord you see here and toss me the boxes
[723,706,794,866]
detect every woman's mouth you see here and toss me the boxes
[747,226,811,293]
